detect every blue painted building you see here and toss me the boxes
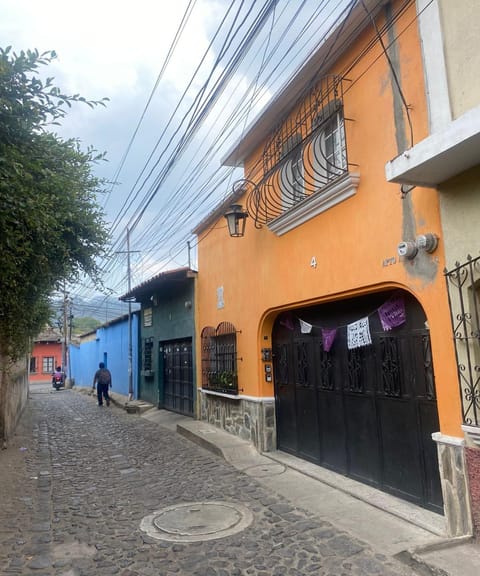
[69,312,139,398]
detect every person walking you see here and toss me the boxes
[92,362,112,406]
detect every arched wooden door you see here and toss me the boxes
[272,290,443,513]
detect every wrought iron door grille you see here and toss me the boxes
[245,74,350,227]
[295,341,310,386]
[201,322,239,394]
[445,254,480,426]
[318,342,334,391]
[421,335,436,401]
[346,347,366,393]
[276,343,289,384]
[380,337,402,397]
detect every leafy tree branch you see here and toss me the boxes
[0,47,110,359]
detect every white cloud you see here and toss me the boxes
[1,0,347,301]
[1,0,217,96]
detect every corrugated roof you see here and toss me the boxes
[34,328,62,343]
[119,267,197,302]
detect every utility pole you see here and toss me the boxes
[62,285,68,372]
[116,227,140,401]
[126,227,133,401]
[62,284,71,383]
[68,306,74,383]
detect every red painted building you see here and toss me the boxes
[29,329,63,384]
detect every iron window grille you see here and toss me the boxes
[445,254,480,427]
[246,74,350,226]
[279,133,305,208]
[201,322,239,394]
[142,337,154,377]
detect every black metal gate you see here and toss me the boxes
[160,339,194,417]
[445,254,480,427]
[272,291,443,513]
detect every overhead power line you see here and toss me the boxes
[72,0,422,313]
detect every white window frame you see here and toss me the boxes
[143,307,153,327]
[312,110,347,190]
[279,133,304,208]
[42,356,54,373]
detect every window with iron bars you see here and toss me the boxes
[445,254,480,427]
[142,337,154,376]
[246,75,352,228]
[310,102,347,189]
[201,322,238,394]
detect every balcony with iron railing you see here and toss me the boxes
[244,75,359,236]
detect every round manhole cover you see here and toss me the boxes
[140,501,253,542]
[244,463,286,478]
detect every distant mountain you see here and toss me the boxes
[50,293,139,329]
[71,295,138,324]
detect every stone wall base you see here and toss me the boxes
[463,427,480,539]
[465,447,480,538]
[199,391,275,452]
[433,432,472,537]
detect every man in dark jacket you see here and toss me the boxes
[92,362,112,406]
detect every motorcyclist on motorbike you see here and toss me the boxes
[52,366,65,390]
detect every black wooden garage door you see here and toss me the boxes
[272,291,443,513]
[160,339,194,417]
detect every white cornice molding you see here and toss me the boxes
[432,432,465,447]
[385,105,480,186]
[462,425,480,448]
[199,388,275,403]
[267,172,360,236]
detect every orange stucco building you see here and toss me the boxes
[194,0,466,536]
[29,329,63,384]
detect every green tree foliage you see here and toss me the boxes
[0,47,109,359]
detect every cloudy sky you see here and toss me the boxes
[1,0,351,318]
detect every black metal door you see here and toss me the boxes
[274,340,297,454]
[272,291,443,513]
[160,339,194,417]
[293,338,320,462]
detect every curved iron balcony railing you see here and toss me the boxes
[244,75,351,227]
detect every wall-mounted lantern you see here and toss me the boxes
[224,204,248,238]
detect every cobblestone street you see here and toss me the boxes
[0,387,421,576]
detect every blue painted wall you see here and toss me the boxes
[69,312,139,398]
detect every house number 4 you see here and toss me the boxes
[310,256,317,269]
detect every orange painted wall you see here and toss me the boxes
[29,341,62,383]
[195,2,462,436]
